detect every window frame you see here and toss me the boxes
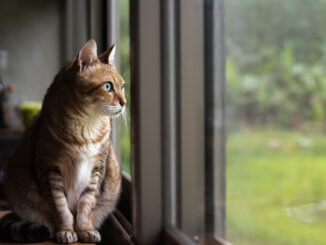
[130,0,163,243]
[203,0,226,237]
[130,0,227,244]
[65,0,227,244]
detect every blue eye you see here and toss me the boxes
[103,82,113,92]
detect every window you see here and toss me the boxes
[130,0,226,244]
[226,1,326,244]
[119,0,131,175]
[1,0,227,244]
[66,1,227,242]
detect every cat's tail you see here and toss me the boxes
[0,212,51,242]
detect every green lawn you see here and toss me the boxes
[227,129,326,245]
[119,127,326,244]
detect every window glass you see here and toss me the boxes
[226,1,326,244]
[119,0,131,174]
[177,7,206,237]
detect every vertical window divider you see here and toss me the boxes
[130,0,163,244]
[204,0,226,239]
[130,0,227,243]
[105,0,121,161]
[161,0,179,229]
[179,0,205,237]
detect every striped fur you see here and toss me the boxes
[0,213,50,242]
[2,40,125,243]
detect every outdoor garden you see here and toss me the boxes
[226,0,326,244]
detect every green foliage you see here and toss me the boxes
[226,0,326,64]
[227,45,326,127]
[119,0,131,174]
[226,0,326,128]
[226,4,326,241]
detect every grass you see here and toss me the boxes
[227,128,326,245]
[119,127,326,244]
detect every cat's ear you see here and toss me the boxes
[99,44,116,65]
[77,39,98,70]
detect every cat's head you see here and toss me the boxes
[74,39,126,118]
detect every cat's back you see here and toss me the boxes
[4,113,42,206]
[6,113,40,173]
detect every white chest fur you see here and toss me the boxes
[65,142,103,211]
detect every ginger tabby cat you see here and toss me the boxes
[0,39,126,244]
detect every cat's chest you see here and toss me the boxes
[65,143,102,211]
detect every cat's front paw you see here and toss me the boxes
[55,231,78,244]
[78,230,101,243]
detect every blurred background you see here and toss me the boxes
[226,0,326,244]
[0,0,130,169]
[1,0,326,244]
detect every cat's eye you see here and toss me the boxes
[103,82,113,92]
[121,84,125,90]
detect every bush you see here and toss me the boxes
[226,0,326,128]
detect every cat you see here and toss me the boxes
[0,39,126,244]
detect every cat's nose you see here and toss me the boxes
[119,99,126,107]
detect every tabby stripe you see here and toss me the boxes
[85,83,104,96]
[49,176,63,183]
[11,221,26,242]
[48,168,74,230]
[52,191,66,199]
[80,187,96,197]
[50,166,61,174]
[20,222,33,241]
[50,184,63,190]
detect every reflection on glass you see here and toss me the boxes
[226,1,326,244]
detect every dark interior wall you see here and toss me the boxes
[0,0,63,102]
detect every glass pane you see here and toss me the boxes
[160,0,227,241]
[177,0,206,234]
[226,1,326,244]
[119,0,131,174]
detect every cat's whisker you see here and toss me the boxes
[122,71,129,78]
[121,109,128,131]
[97,106,107,117]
